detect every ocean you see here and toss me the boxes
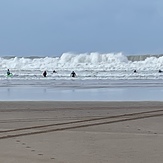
[1,52,163,101]
[1,52,163,82]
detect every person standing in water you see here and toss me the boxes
[7,69,11,75]
[43,71,47,77]
[70,71,76,77]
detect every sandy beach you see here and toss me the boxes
[0,101,163,163]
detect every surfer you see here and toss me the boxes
[70,71,76,77]
[134,70,137,73]
[7,69,11,76]
[53,70,57,73]
[43,71,47,77]
[159,69,162,73]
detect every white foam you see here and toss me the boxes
[0,52,163,80]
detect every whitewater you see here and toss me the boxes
[0,52,163,88]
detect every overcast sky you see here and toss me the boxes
[0,0,163,56]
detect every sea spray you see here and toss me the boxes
[0,52,162,81]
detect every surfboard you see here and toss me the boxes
[7,73,13,77]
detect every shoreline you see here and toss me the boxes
[1,100,163,108]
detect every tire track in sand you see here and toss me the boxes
[0,109,163,139]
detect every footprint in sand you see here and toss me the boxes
[38,153,43,156]
[51,158,55,160]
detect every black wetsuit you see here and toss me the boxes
[43,71,47,77]
[71,71,76,77]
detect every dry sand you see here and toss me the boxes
[0,101,163,163]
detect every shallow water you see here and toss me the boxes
[0,77,163,101]
[1,86,163,101]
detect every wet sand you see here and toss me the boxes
[0,101,163,163]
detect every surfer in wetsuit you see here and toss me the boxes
[7,69,11,76]
[70,71,76,77]
[43,71,47,77]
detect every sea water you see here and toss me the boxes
[1,52,163,101]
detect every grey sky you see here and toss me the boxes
[0,0,163,56]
